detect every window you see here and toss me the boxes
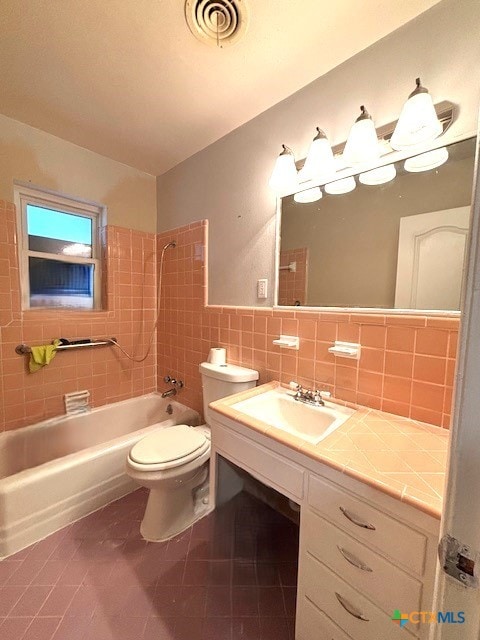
[14,184,104,310]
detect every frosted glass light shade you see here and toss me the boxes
[404,147,448,172]
[343,106,380,166]
[302,128,336,182]
[269,145,299,196]
[391,79,442,150]
[294,187,322,203]
[324,176,356,195]
[359,164,396,185]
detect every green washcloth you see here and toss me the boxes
[29,339,61,373]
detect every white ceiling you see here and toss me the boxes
[0,0,442,176]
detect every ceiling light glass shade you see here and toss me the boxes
[390,78,442,150]
[359,164,396,185]
[324,176,356,195]
[404,147,449,173]
[343,106,380,166]
[302,128,336,182]
[269,145,299,196]
[293,187,322,203]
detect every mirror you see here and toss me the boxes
[278,137,476,311]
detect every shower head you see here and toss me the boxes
[163,240,176,251]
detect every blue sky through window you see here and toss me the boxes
[27,205,92,245]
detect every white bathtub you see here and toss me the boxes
[0,393,200,558]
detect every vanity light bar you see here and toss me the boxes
[295,100,455,171]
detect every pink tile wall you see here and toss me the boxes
[0,200,157,432]
[278,248,308,306]
[0,203,459,433]
[157,220,458,428]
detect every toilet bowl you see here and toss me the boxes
[126,424,211,541]
[126,362,259,541]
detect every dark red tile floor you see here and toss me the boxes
[0,490,298,639]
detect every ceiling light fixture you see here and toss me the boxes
[293,187,322,203]
[404,147,449,172]
[391,78,443,150]
[269,145,299,196]
[359,164,396,185]
[343,106,380,166]
[301,128,336,182]
[324,176,356,195]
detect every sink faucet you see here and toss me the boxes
[289,382,331,407]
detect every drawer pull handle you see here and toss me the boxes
[335,592,369,622]
[339,506,376,530]
[337,546,373,572]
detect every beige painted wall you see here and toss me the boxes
[281,147,475,308]
[156,0,480,306]
[0,114,157,233]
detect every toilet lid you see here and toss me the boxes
[129,425,207,465]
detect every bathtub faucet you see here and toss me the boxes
[162,376,184,399]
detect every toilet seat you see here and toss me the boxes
[128,424,210,472]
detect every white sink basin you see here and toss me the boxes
[232,387,355,445]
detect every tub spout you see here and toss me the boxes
[161,388,177,399]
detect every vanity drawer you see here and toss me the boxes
[302,553,416,640]
[308,474,427,575]
[213,423,305,499]
[302,508,422,615]
[297,596,354,640]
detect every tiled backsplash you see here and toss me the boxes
[0,202,459,432]
[157,220,458,428]
[0,200,157,432]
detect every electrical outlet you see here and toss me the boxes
[257,279,268,299]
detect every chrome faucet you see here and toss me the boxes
[162,375,184,398]
[289,381,331,407]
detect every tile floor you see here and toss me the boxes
[0,490,298,640]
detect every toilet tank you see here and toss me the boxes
[199,362,259,425]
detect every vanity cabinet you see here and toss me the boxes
[209,413,440,640]
[298,474,438,640]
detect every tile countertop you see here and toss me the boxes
[209,381,448,520]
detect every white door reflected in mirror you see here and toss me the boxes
[394,207,470,311]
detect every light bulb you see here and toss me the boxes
[404,147,448,172]
[324,176,356,195]
[294,187,322,203]
[269,145,299,196]
[302,128,336,182]
[359,164,396,185]
[391,78,443,150]
[343,106,380,166]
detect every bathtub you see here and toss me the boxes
[0,393,200,558]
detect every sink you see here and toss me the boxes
[232,387,355,445]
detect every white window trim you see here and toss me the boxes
[13,182,106,311]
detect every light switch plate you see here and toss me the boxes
[257,279,268,299]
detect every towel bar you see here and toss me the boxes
[15,338,117,356]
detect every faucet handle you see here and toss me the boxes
[164,375,184,389]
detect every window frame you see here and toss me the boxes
[14,183,105,311]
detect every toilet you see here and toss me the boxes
[126,361,259,541]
